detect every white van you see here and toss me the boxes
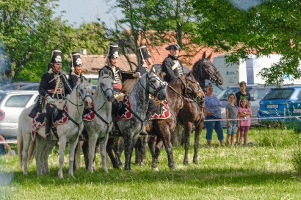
[213,54,301,88]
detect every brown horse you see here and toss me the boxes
[147,72,202,170]
[177,52,223,165]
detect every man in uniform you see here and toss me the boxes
[69,52,85,89]
[30,50,73,140]
[135,45,154,75]
[161,44,184,83]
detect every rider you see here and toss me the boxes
[31,50,72,141]
[135,45,157,126]
[161,44,184,83]
[68,52,86,89]
[99,43,139,134]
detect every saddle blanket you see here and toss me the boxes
[150,100,171,120]
[116,95,132,120]
[31,105,69,139]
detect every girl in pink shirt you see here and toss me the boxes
[238,98,252,145]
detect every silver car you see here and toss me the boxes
[0,90,39,138]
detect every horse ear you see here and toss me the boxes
[87,78,91,84]
[207,53,212,60]
[80,76,84,83]
[202,51,206,59]
[100,70,104,78]
[108,71,112,77]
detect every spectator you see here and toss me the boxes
[235,81,250,144]
[204,83,224,146]
[238,98,252,145]
[225,93,238,146]
[0,135,15,156]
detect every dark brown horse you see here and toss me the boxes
[177,52,223,165]
[147,72,202,170]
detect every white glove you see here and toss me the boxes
[46,96,55,104]
[65,94,70,100]
[135,72,141,78]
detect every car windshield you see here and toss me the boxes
[217,87,253,101]
[263,88,294,100]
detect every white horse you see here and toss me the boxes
[83,72,114,173]
[18,77,92,178]
[116,69,167,170]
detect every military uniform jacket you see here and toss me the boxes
[161,54,184,83]
[68,72,87,89]
[39,69,72,99]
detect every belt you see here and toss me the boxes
[47,88,64,94]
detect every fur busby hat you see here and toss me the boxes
[71,52,82,67]
[138,46,151,62]
[50,50,62,63]
[165,44,181,51]
[108,43,119,59]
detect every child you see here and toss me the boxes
[225,93,238,146]
[238,98,252,145]
[235,81,251,144]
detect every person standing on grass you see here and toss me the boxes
[225,93,238,146]
[235,81,250,144]
[238,98,252,145]
[204,83,224,147]
[0,135,15,156]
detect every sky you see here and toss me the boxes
[54,0,122,27]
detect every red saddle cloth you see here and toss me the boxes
[150,100,171,120]
[116,95,133,120]
[31,105,69,139]
[83,105,95,121]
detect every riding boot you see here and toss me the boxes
[45,117,52,141]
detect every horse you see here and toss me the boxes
[147,72,201,171]
[177,52,223,165]
[18,77,93,178]
[81,72,114,173]
[116,68,167,171]
[192,52,223,90]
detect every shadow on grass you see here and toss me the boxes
[10,166,298,187]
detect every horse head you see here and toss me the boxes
[180,72,205,105]
[76,77,93,109]
[192,52,223,89]
[146,70,167,101]
[98,71,114,102]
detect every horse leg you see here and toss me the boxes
[138,135,148,167]
[68,138,79,177]
[73,141,81,171]
[114,137,123,166]
[58,137,67,178]
[183,124,193,165]
[193,122,203,164]
[35,134,43,175]
[43,140,55,174]
[21,132,31,175]
[151,136,163,170]
[162,131,175,170]
[106,137,119,168]
[82,140,89,169]
[88,133,98,173]
[123,133,133,171]
[99,135,109,173]
[134,137,142,165]
[148,136,156,157]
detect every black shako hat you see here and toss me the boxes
[71,52,82,67]
[165,44,181,50]
[108,43,119,59]
[50,50,62,63]
[138,45,151,61]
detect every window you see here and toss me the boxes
[5,95,32,107]
[263,88,294,100]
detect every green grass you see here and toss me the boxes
[1,127,301,199]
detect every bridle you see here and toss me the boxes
[139,72,167,99]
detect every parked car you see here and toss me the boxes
[257,85,301,124]
[0,82,39,91]
[217,84,275,126]
[0,90,39,138]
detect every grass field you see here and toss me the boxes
[1,127,301,200]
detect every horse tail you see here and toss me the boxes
[28,139,36,163]
[17,127,23,168]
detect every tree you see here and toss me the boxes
[193,0,301,85]
[105,0,202,67]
